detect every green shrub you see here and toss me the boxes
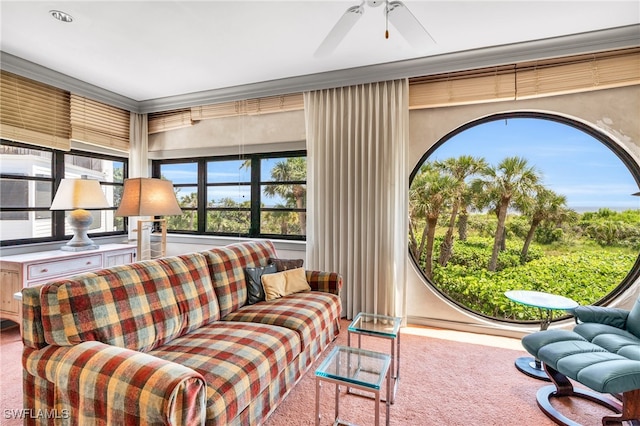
[432,250,635,321]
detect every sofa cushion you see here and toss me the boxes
[591,333,640,355]
[202,240,277,317]
[575,359,640,394]
[269,257,304,272]
[521,329,586,359]
[574,322,639,342]
[262,268,311,301]
[40,253,218,351]
[538,340,608,370]
[244,263,277,304]
[148,321,300,425]
[618,344,640,360]
[222,291,341,350]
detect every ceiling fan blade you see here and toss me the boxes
[386,1,435,48]
[314,4,364,58]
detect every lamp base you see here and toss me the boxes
[60,243,99,252]
[60,208,100,252]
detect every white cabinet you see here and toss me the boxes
[0,243,136,330]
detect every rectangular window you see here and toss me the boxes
[206,159,251,234]
[0,141,128,246]
[160,162,199,232]
[260,156,307,237]
[153,151,306,240]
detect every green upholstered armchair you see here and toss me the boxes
[521,295,640,426]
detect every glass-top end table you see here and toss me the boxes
[505,290,579,381]
[348,312,402,338]
[347,312,402,404]
[315,345,391,426]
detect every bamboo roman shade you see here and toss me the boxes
[149,93,304,134]
[191,93,304,121]
[409,48,640,109]
[0,70,71,150]
[148,108,193,134]
[70,94,130,151]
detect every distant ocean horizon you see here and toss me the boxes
[571,206,640,213]
[472,206,640,216]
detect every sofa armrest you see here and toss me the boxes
[306,270,342,295]
[573,305,629,329]
[25,341,206,425]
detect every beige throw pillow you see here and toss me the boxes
[262,267,310,301]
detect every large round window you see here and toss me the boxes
[409,113,640,322]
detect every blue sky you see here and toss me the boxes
[427,117,640,212]
[161,158,290,207]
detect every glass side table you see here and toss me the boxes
[347,312,401,403]
[505,290,579,381]
[315,345,391,426]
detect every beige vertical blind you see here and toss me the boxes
[0,70,71,150]
[70,94,130,151]
[304,80,409,319]
[409,48,640,109]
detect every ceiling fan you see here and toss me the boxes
[315,0,436,57]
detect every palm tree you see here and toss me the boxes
[435,155,487,266]
[516,185,569,263]
[168,189,197,230]
[263,158,307,232]
[473,156,540,271]
[409,163,455,279]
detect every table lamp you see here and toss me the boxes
[115,178,182,259]
[49,176,110,251]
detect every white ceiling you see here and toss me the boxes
[1,1,639,111]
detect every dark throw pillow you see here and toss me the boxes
[244,263,277,304]
[269,257,304,272]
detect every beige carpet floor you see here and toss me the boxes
[0,321,630,425]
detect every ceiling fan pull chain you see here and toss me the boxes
[385,0,390,39]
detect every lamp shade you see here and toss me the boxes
[50,178,110,210]
[115,178,182,217]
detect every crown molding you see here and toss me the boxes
[0,52,141,112]
[2,24,638,115]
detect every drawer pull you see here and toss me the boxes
[86,261,92,265]
[41,268,48,273]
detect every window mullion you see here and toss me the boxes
[52,150,66,239]
[250,155,261,237]
[198,159,207,234]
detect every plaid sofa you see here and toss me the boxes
[22,240,342,425]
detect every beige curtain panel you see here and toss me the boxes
[127,112,150,241]
[304,79,409,320]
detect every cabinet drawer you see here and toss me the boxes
[27,254,103,282]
